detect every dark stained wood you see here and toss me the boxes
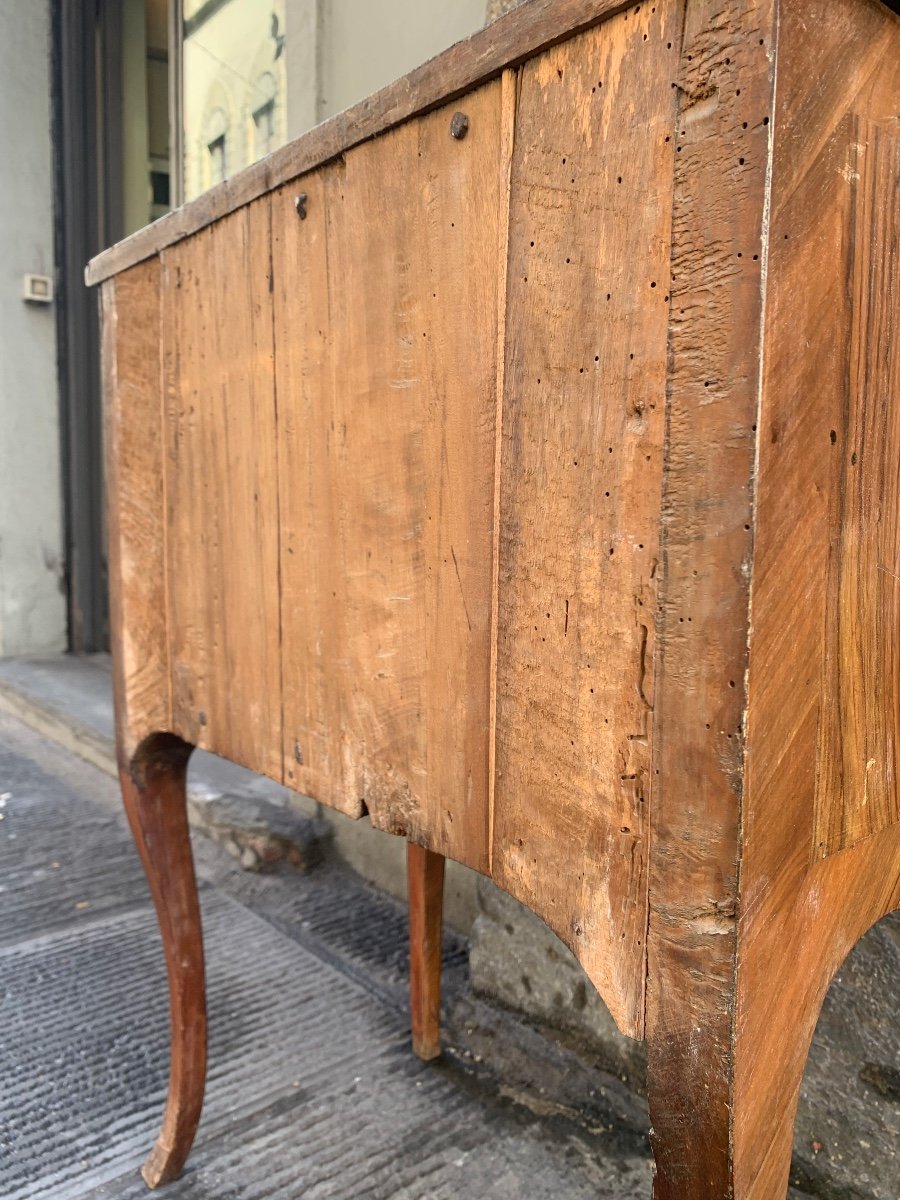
[645,0,776,1194]
[734,2,900,1196]
[120,734,204,1189]
[492,3,681,1041]
[102,261,170,761]
[161,200,283,783]
[85,0,636,287]
[407,842,446,1061]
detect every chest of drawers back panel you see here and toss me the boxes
[105,9,684,1038]
[92,0,900,1195]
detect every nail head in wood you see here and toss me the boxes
[449,111,469,140]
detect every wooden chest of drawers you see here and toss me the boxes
[88,0,900,1195]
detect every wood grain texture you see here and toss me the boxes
[85,0,637,287]
[162,201,283,782]
[120,735,205,1189]
[492,4,680,1040]
[274,84,507,862]
[270,170,342,811]
[645,0,776,1194]
[735,2,900,1197]
[98,4,900,1194]
[102,260,170,761]
[816,117,900,857]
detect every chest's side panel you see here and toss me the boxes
[736,1,900,1192]
[103,258,170,760]
[161,201,283,782]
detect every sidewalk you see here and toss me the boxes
[1,658,898,1198]
[0,708,652,1199]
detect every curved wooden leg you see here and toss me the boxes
[731,832,900,1200]
[647,998,734,1199]
[648,830,900,1200]
[407,842,445,1061]
[121,734,205,1188]
[647,941,809,1200]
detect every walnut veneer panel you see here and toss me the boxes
[492,6,680,1039]
[272,82,511,867]
[735,3,900,1197]
[161,201,283,782]
[816,117,900,857]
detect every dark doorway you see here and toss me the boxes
[52,0,171,653]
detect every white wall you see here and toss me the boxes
[184,0,487,196]
[315,0,487,123]
[282,0,490,137]
[0,1,66,656]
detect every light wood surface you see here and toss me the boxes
[493,4,680,1040]
[161,201,283,781]
[97,0,900,1194]
[102,261,169,763]
[276,84,505,862]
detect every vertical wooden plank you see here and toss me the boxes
[271,171,348,812]
[103,258,170,761]
[274,82,506,866]
[417,85,506,866]
[162,200,282,781]
[492,4,680,1039]
[645,0,777,1192]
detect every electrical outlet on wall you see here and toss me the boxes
[22,274,54,304]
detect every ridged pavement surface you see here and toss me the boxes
[0,712,652,1199]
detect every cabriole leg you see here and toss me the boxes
[120,733,205,1188]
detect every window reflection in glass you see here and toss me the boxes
[182,1,286,201]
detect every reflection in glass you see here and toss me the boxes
[182,1,287,201]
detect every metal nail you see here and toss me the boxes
[294,192,308,219]
[449,112,469,140]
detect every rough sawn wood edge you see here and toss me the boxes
[85,0,634,286]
